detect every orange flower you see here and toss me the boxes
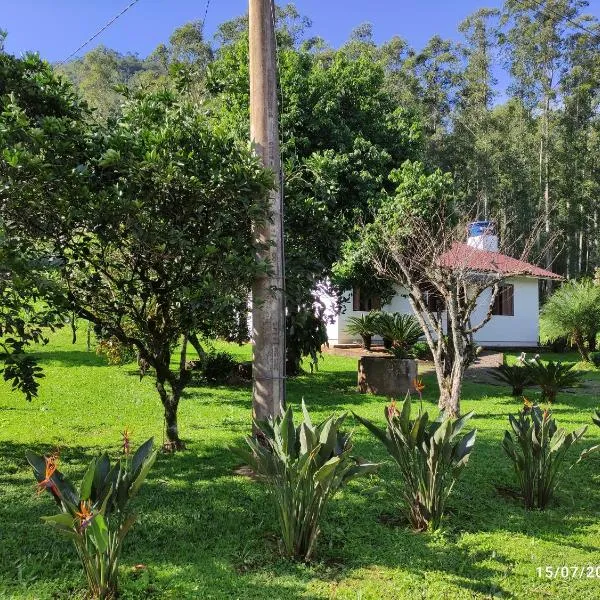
[387,399,399,419]
[75,501,94,531]
[122,427,132,456]
[413,378,425,395]
[522,397,533,409]
[542,409,550,421]
[36,454,58,495]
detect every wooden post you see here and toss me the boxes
[249,0,286,421]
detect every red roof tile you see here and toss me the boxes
[439,243,563,280]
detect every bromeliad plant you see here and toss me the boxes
[501,402,587,509]
[354,394,477,531]
[27,432,157,599]
[231,402,377,560]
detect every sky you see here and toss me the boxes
[3,0,598,65]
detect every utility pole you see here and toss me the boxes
[249,0,286,421]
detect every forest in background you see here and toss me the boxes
[52,0,600,283]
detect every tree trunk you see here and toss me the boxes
[156,376,185,451]
[588,333,597,353]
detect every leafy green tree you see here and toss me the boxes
[0,52,78,399]
[1,70,272,448]
[209,15,419,374]
[540,279,600,361]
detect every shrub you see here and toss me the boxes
[589,352,600,368]
[27,434,157,599]
[579,408,600,462]
[202,350,238,383]
[490,363,533,396]
[345,311,379,350]
[354,394,477,531]
[412,341,433,361]
[374,312,423,357]
[96,337,137,366]
[502,403,586,509]
[540,279,600,362]
[528,359,582,403]
[231,402,377,560]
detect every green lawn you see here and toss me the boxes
[1,329,599,599]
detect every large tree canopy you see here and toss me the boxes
[1,54,272,447]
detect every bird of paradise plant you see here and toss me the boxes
[27,435,157,599]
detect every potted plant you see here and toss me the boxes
[358,313,423,396]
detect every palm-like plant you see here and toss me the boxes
[231,402,377,560]
[540,279,600,362]
[528,359,582,403]
[354,395,477,531]
[345,311,379,350]
[490,363,534,396]
[375,312,424,357]
[502,404,586,509]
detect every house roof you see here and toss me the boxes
[439,242,564,280]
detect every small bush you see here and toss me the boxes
[202,351,238,383]
[96,337,136,365]
[232,402,377,560]
[345,311,379,350]
[589,352,600,368]
[412,341,433,361]
[354,394,477,531]
[374,313,423,357]
[502,402,586,509]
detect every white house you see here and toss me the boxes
[326,222,563,348]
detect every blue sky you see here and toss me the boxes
[3,0,597,65]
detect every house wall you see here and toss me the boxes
[329,277,540,348]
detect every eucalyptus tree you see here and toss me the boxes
[501,0,593,282]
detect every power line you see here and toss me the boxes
[58,0,143,65]
[201,0,212,30]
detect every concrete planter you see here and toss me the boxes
[357,355,417,397]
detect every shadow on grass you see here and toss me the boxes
[34,349,111,368]
[4,429,600,599]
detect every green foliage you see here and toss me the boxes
[27,436,157,599]
[502,403,586,510]
[411,341,433,361]
[373,312,424,358]
[345,311,380,349]
[201,350,238,384]
[354,395,477,531]
[286,307,328,376]
[490,363,533,396]
[1,72,272,446]
[231,402,377,560]
[527,359,582,403]
[540,280,600,362]
[96,336,136,366]
[590,352,600,368]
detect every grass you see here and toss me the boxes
[0,329,599,599]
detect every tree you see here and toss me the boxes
[209,13,420,374]
[0,52,78,399]
[1,75,272,448]
[540,279,600,360]
[343,160,546,416]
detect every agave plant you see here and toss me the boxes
[231,402,377,560]
[502,403,586,509]
[374,312,423,357]
[27,433,157,599]
[345,311,379,350]
[354,394,477,531]
[527,359,582,403]
[490,363,534,396]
